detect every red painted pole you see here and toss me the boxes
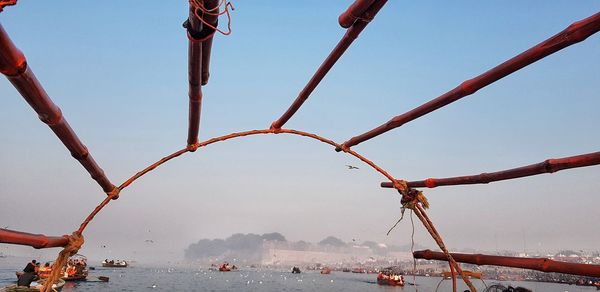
[381,151,600,189]
[0,23,117,195]
[271,0,388,130]
[201,0,219,86]
[185,5,204,148]
[414,249,600,277]
[0,228,68,249]
[339,0,378,28]
[185,0,219,149]
[339,12,600,151]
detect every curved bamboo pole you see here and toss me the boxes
[414,249,600,277]
[381,151,600,189]
[339,12,600,150]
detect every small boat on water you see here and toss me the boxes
[218,263,237,272]
[1,278,65,292]
[377,273,404,286]
[291,266,301,274]
[351,267,365,273]
[377,266,405,287]
[101,260,128,268]
[320,267,332,274]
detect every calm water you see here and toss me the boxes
[1,260,598,291]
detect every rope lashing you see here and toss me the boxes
[189,0,235,36]
[41,232,84,292]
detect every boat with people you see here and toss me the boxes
[377,267,405,287]
[320,267,332,274]
[101,259,128,268]
[15,255,88,284]
[0,278,65,292]
[218,263,237,272]
[291,266,301,274]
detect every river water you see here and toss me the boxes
[1,261,597,291]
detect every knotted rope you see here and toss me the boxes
[41,232,84,292]
[189,0,235,35]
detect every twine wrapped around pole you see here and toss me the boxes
[41,232,84,292]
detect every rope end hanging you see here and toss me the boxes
[41,232,84,292]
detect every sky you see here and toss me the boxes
[1,1,599,262]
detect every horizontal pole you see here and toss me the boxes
[414,249,600,277]
[0,228,68,249]
[270,0,388,130]
[339,12,600,150]
[0,23,117,195]
[381,151,600,189]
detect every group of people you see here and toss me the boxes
[377,271,405,286]
[64,257,87,278]
[17,259,52,287]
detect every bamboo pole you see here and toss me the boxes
[0,23,117,195]
[0,228,68,249]
[414,249,600,277]
[185,0,220,148]
[185,4,204,148]
[381,151,600,189]
[338,0,378,28]
[338,12,600,151]
[270,0,388,130]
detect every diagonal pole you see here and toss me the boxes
[0,23,117,196]
[270,0,388,129]
[338,12,600,151]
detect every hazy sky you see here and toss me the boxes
[1,1,599,262]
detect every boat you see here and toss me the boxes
[218,263,237,272]
[101,260,128,268]
[320,267,332,274]
[377,272,404,286]
[351,267,365,273]
[291,266,301,274]
[1,278,65,292]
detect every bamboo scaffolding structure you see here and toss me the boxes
[414,249,600,277]
[270,0,387,130]
[338,12,600,150]
[381,151,600,189]
[0,23,116,194]
[0,229,68,249]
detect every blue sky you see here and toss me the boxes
[1,1,599,260]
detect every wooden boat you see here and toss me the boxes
[101,260,128,268]
[376,273,404,286]
[1,279,65,292]
[291,266,301,274]
[320,267,332,274]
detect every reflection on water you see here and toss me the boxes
[1,261,598,291]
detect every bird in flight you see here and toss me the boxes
[346,165,359,170]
